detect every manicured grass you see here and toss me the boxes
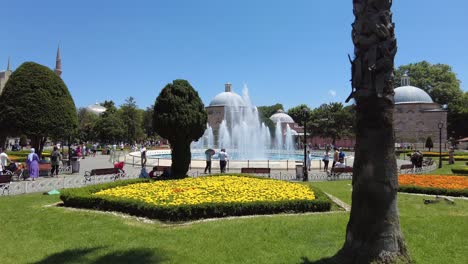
[427,161,466,175]
[1,180,467,263]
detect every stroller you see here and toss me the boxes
[4,162,25,181]
[113,162,127,180]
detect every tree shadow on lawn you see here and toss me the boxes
[300,255,341,264]
[33,246,167,264]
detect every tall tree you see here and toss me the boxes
[142,105,155,138]
[93,112,125,143]
[287,104,311,125]
[0,62,78,156]
[311,102,355,145]
[119,97,144,143]
[257,103,284,134]
[77,107,98,142]
[394,61,462,105]
[335,1,410,263]
[153,80,207,179]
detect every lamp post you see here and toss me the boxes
[302,107,309,182]
[438,121,444,168]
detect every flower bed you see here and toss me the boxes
[60,175,331,221]
[399,174,468,197]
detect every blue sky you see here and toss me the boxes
[1,0,467,110]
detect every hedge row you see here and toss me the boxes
[60,176,332,222]
[451,167,468,175]
[399,185,468,197]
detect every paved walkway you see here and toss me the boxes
[2,153,414,196]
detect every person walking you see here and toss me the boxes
[0,148,10,173]
[338,148,345,163]
[332,148,339,168]
[306,150,312,171]
[50,146,62,177]
[204,149,214,174]
[26,148,39,181]
[218,149,228,173]
[322,149,330,172]
[140,145,147,167]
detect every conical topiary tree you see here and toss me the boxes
[0,62,78,157]
[153,80,207,178]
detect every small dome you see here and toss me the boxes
[394,86,433,104]
[209,91,245,107]
[86,103,106,115]
[270,109,295,123]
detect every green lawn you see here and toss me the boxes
[427,160,467,175]
[1,180,467,263]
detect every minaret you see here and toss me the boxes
[7,56,11,72]
[54,46,62,77]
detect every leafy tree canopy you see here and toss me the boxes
[153,80,207,143]
[394,61,462,105]
[0,62,78,154]
[257,103,283,135]
[153,80,207,179]
[119,97,144,143]
[287,104,311,125]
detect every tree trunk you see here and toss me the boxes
[336,1,411,263]
[170,141,191,179]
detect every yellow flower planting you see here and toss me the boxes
[94,176,315,206]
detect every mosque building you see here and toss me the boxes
[393,74,447,145]
[206,83,245,133]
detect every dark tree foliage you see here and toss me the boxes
[257,103,284,135]
[143,105,155,137]
[311,103,355,144]
[394,61,462,105]
[395,62,466,139]
[119,97,144,143]
[153,80,207,179]
[77,107,98,142]
[0,62,78,156]
[287,104,311,125]
[93,112,125,144]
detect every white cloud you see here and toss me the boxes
[329,90,336,97]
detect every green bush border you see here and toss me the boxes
[60,175,332,222]
[451,167,468,175]
[399,185,468,197]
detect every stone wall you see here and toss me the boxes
[394,103,447,144]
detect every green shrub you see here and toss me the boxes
[443,156,468,161]
[60,176,332,222]
[399,185,468,197]
[451,166,468,175]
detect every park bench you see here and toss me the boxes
[241,167,271,177]
[328,167,353,180]
[0,174,13,195]
[399,164,414,174]
[39,163,52,176]
[84,168,126,184]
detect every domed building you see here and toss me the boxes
[269,109,302,136]
[206,83,247,133]
[86,102,107,115]
[393,74,447,145]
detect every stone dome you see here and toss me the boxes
[394,86,433,104]
[209,91,245,107]
[86,103,106,115]
[270,109,295,123]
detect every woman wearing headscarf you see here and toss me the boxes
[26,148,39,181]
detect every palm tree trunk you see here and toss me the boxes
[337,1,411,263]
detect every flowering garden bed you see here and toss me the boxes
[399,174,468,197]
[60,175,331,221]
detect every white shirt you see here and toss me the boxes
[218,151,228,161]
[335,162,346,168]
[0,152,9,167]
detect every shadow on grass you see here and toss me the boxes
[33,247,167,264]
[300,255,341,264]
